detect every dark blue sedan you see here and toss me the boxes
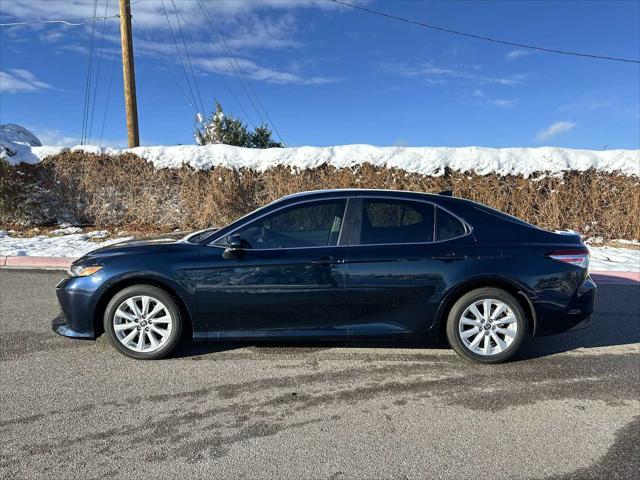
[54,189,596,363]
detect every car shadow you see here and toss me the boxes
[519,281,639,360]
[172,282,639,361]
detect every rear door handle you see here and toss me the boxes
[432,252,466,261]
[312,256,344,265]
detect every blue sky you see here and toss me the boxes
[1,0,639,149]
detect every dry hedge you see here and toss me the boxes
[1,151,638,240]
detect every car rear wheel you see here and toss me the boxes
[446,287,527,364]
[103,285,182,360]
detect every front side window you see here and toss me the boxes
[224,200,346,249]
[355,199,435,245]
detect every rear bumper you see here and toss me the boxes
[534,276,597,336]
[54,277,97,339]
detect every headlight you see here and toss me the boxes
[68,265,103,277]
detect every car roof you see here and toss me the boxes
[278,188,444,202]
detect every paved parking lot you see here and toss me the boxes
[1,269,638,479]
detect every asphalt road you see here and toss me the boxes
[1,270,638,480]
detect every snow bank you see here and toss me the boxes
[0,231,132,258]
[589,246,640,273]
[13,143,640,177]
[0,124,42,164]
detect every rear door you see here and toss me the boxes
[342,197,476,336]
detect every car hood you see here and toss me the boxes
[76,228,218,263]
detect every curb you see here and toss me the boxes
[590,271,640,284]
[1,255,638,284]
[0,256,74,270]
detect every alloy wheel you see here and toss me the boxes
[458,298,518,356]
[113,295,173,353]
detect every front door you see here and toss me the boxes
[195,198,349,338]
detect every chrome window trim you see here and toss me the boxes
[208,194,473,251]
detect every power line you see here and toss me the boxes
[170,0,206,116]
[131,16,199,114]
[328,0,640,64]
[0,15,118,28]
[87,0,111,143]
[159,0,201,115]
[80,0,99,145]
[99,53,118,147]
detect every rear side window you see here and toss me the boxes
[356,199,435,244]
[436,208,467,241]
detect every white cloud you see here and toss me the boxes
[536,121,576,142]
[472,89,485,97]
[558,96,616,112]
[1,2,343,87]
[0,69,52,93]
[0,0,347,30]
[494,99,517,108]
[506,49,530,61]
[193,57,342,85]
[381,61,525,86]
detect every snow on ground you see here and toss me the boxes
[5,144,636,177]
[0,231,132,258]
[589,246,640,273]
[0,230,638,272]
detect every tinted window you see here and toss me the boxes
[436,208,467,241]
[229,200,346,249]
[356,199,434,244]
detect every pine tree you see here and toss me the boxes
[195,102,283,148]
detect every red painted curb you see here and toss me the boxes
[2,256,74,270]
[590,271,640,283]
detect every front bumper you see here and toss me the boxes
[53,276,98,339]
[52,314,95,339]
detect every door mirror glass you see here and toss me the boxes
[223,234,245,259]
[227,234,244,250]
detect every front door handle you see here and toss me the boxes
[312,256,344,266]
[432,252,466,261]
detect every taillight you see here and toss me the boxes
[547,249,590,269]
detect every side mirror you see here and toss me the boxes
[223,234,244,259]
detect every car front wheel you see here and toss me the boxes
[103,285,182,360]
[446,287,527,364]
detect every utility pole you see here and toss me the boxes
[119,0,139,147]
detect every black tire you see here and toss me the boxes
[445,287,527,364]
[103,285,183,360]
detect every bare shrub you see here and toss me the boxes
[1,151,638,240]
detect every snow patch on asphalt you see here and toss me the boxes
[10,144,640,177]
